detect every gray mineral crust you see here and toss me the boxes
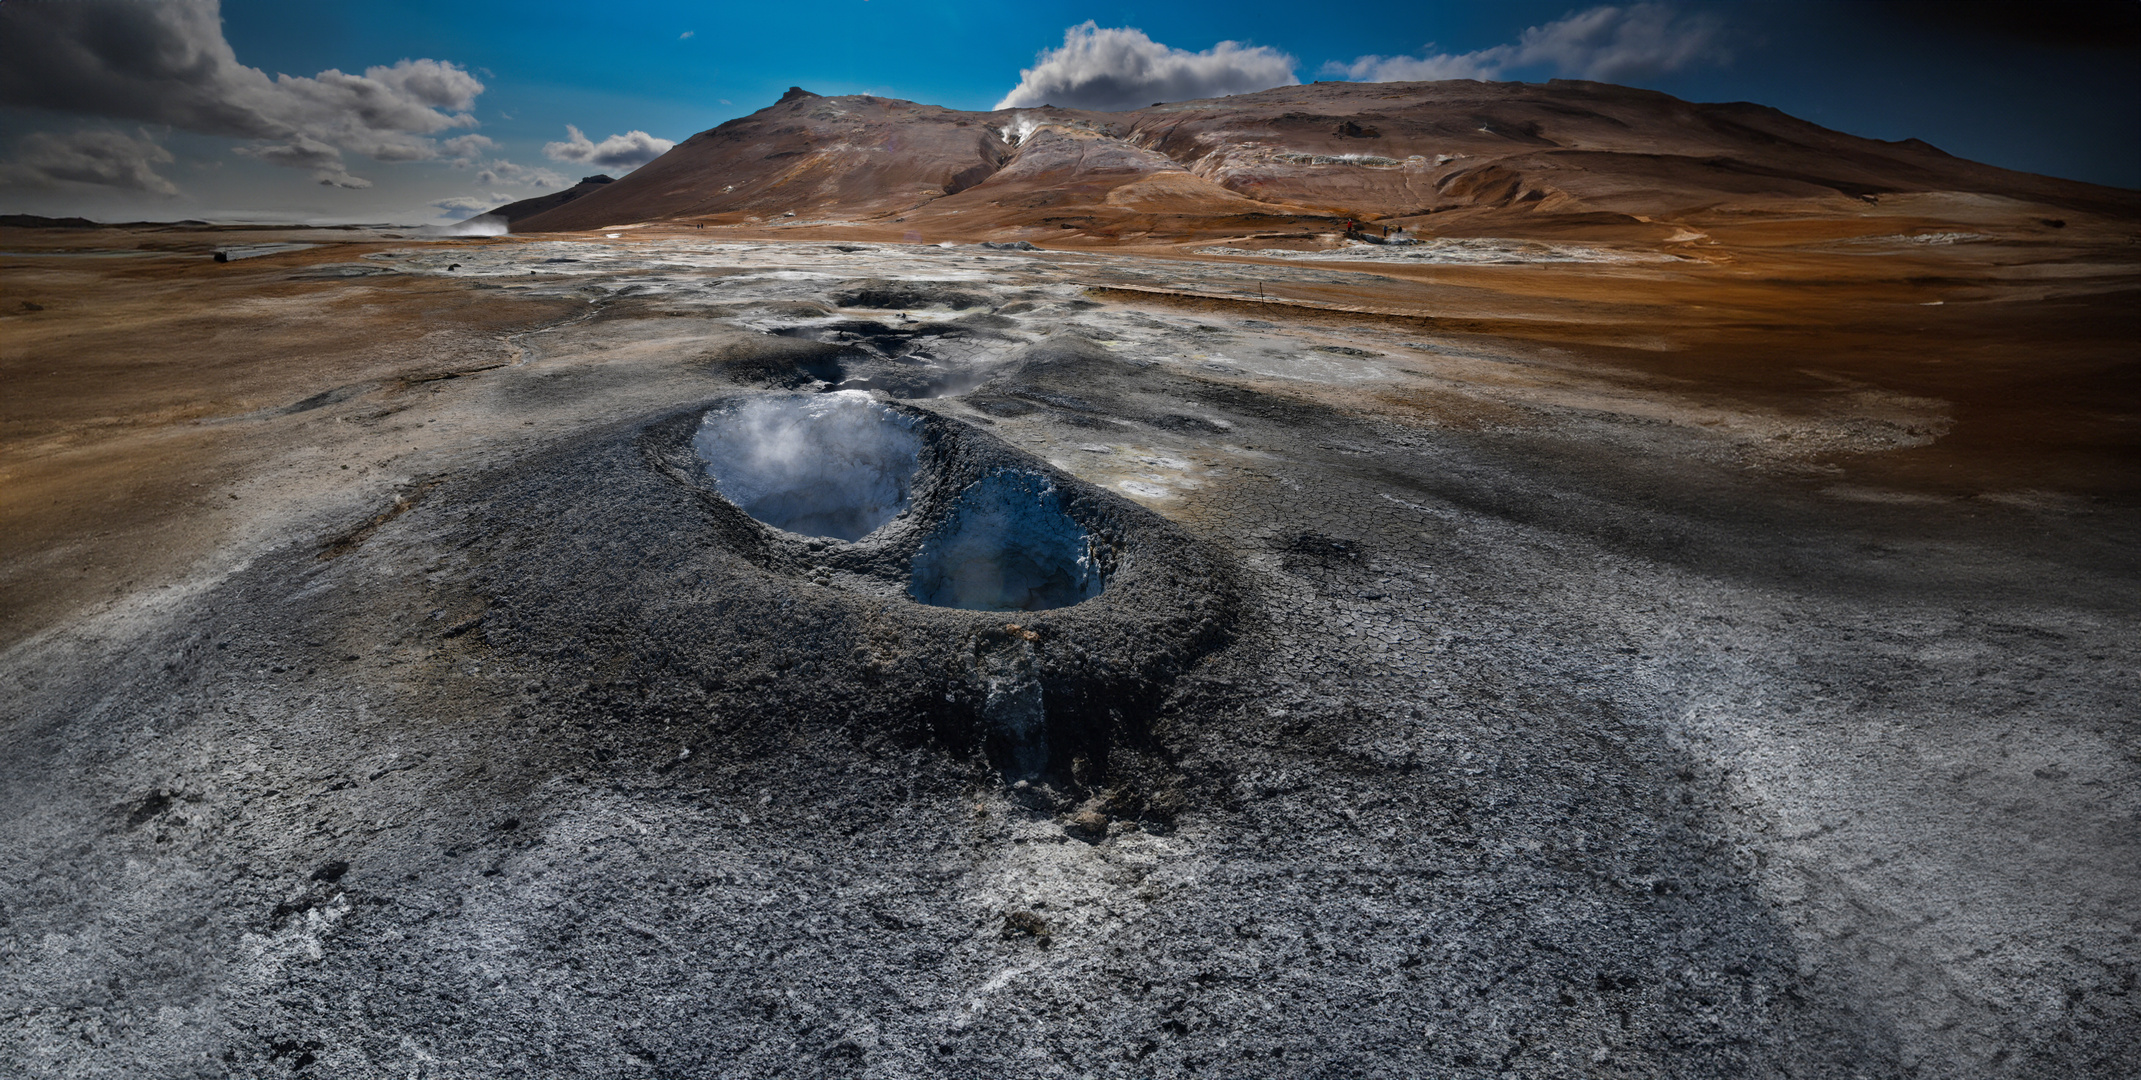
[1,235,2134,1079]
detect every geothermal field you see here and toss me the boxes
[2,80,2138,1078]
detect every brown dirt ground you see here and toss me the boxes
[1,236,583,644]
[3,220,2135,648]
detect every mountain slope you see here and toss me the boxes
[511,79,2136,239]
[515,87,1012,230]
[483,174,614,224]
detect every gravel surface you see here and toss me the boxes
[3,233,2135,1079]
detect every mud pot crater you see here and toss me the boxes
[519,393,1247,783]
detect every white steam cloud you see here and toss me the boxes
[692,393,923,542]
[543,125,675,171]
[998,115,1044,145]
[909,471,1102,613]
[0,128,179,195]
[996,22,1298,112]
[426,213,509,236]
[1327,3,1727,84]
[0,0,486,190]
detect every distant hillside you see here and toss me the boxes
[0,214,101,228]
[512,80,2136,240]
[480,174,615,225]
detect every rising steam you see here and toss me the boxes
[692,392,923,541]
[998,114,1043,145]
[427,213,507,236]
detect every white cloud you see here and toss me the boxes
[365,57,484,112]
[680,30,695,40]
[228,133,371,187]
[0,0,486,190]
[314,170,372,189]
[1326,3,1727,84]
[542,125,674,171]
[0,128,179,195]
[441,133,497,161]
[996,22,1298,112]
[474,158,568,188]
[233,135,341,171]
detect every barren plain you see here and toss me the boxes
[2,150,2138,1079]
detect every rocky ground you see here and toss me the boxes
[1,225,2136,1078]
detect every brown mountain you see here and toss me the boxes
[482,174,615,224]
[511,80,2135,240]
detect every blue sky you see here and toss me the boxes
[2,1,2135,223]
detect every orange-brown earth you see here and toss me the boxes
[0,232,584,643]
[491,76,2138,498]
[509,80,2135,245]
[3,202,2135,648]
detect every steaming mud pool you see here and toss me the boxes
[692,392,923,541]
[688,392,1111,613]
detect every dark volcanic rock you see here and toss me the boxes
[0,397,1866,1078]
[0,386,1924,1078]
[477,400,1240,783]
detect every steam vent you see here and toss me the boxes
[3,64,2138,1080]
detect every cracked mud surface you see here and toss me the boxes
[2,225,2136,1078]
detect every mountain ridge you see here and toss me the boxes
[505,79,2136,240]
[482,174,614,224]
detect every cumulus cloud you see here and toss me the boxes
[995,22,1298,112]
[0,128,179,195]
[443,143,567,189]
[0,0,485,189]
[440,133,497,161]
[231,136,333,169]
[1326,3,1727,84]
[474,158,568,188]
[364,57,483,112]
[228,133,370,186]
[543,125,674,171]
